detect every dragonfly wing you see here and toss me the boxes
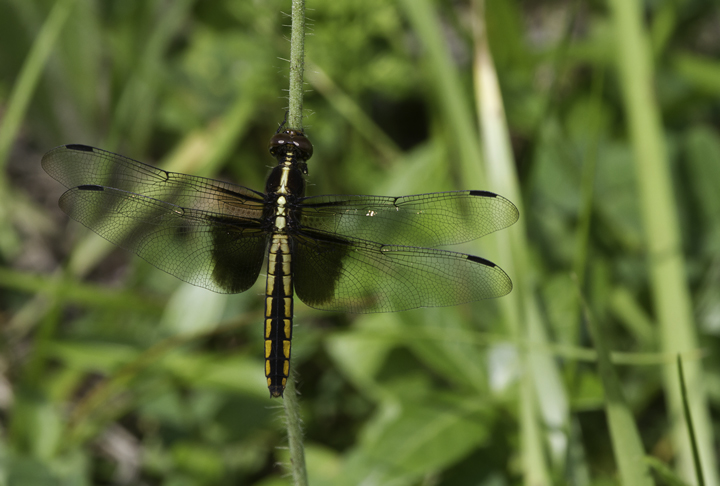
[42,144,266,218]
[59,185,267,294]
[293,229,512,313]
[298,191,518,248]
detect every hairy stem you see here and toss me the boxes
[283,2,308,485]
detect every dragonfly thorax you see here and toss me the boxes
[265,164,305,197]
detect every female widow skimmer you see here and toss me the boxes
[42,128,518,397]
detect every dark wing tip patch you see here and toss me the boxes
[467,254,496,267]
[65,144,94,152]
[77,185,104,191]
[469,190,497,197]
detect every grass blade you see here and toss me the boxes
[677,356,706,486]
[607,0,719,482]
[579,283,654,486]
[0,0,78,171]
[472,0,568,481]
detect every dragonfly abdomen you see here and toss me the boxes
[264,234,294,398]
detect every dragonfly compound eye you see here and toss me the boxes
[268,130,313,161]
[290,131,313,160]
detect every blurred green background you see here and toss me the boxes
[1,0,720,484]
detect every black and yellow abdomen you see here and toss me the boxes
[263,144,307,398]
[264,234,294,398]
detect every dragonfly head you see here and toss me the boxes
[268,130,314,164]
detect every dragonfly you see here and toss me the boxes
[42,127,519,398]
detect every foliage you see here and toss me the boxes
[1,0,719,484]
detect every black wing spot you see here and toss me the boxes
[294,231,352,306]
[467,255,496,267]
[208,218,266,293]
[469,190,497,197]
[65,144,94,152]
[77,185,104,191]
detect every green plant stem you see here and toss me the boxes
[0,267,163,314]
[678,356,706,486]
[471,0,567,481]
[0,0,78,258]
[578,281,653,486]
[607,0,718,483]
[305,63,402,162]
[287,0,306,130]
[284,2,308,486]
[284,374,308,486]
[106,0,193,152]
[471,2,550,481]
[0,0,78,171]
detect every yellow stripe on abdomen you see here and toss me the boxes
[264,234,294,398]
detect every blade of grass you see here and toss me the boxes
[0,0,78,171]
[0,0,79,258]
[578,280,654,486]
[330,322,703,367]
[472,0,568,480]
[610,287,656,349]
[572,65,605,318]
[397,0,484,187]
[105,0,194,152]
[677,356,706,486]
[646,457,693,486]
[305,62,402,163]
[0,267,163,318]
[607,0,718,483]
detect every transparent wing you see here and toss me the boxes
[42,144,268,293]
[298,191,518,248]
[293,229,512,313]
[57,186,267,293]
[42,144,267,218]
